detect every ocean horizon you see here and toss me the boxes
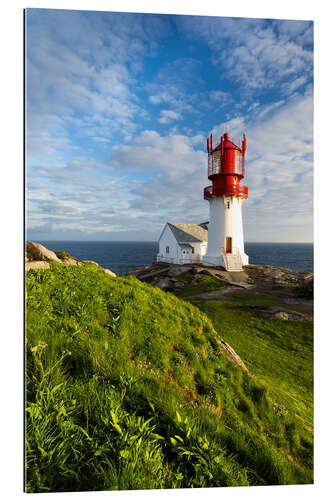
[36,241,314,276]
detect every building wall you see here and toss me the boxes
[204,197,225,266]
[157,224,180,263]
[224,196,248,265]
[157,225,207,264]
[204,195,248,267]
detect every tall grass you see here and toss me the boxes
[25,263,313,492]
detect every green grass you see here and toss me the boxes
[193,299,313,430]
[173,273,228,297]
[224,291,282,308]
[293,285,313,299]
[55,251,71,259]
[25,263,313,492]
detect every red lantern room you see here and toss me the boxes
[203,132,248,200]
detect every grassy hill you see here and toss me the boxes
[25,262,313,492]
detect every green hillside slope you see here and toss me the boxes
[25,263,313,492]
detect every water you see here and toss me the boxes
[244,243,313,273]
[39,241,313,275]
[40,241,159,275]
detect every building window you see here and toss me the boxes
[166,246,169,254]
[183,250,186,254]
[192,247,194,254]
[226,200,230,209]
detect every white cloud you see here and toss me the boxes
[282,75,308,96]
[179,17,313,93]
[209,90,230,102]
[158,109,181,124]
[26,10,154,162]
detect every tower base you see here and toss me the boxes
[203,252,249,270]
[202,255,224,267]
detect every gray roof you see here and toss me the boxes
[167,223,208,243]
[198,221,209,231]
[179,243,194,249]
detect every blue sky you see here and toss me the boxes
[26,8,313,242]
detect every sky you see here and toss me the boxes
[25,8,313,242]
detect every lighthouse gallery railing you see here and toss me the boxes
[203,184,248,199]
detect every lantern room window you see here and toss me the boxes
[235,150,241,173]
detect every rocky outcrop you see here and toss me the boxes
[154,277,175,291]
[104,269,117,277]
[25,242,117,277]
[217,337,248,371]
[26,242,62,263]
[60,257,80,266]
[26,261,50,271]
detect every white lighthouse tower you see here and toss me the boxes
[203,132,249,271]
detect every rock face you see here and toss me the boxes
[26,261,50,271]
[60,257,80,266]
[154,278,175,291]
[274,311,290,321]
[104,269,117,277]
[26,242,62,263]
[25,242,117,277]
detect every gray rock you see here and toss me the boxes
[167,266,188,277]
[173,281,185,288]
[26,261,50,271]
[275,311,289,320]
[104,269,117,277]
[60,257,80,266]
[26,242,62,263]
[217,337,248,371]
[154,278,175,291]
[81,260,99,266]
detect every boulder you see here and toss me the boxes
[173,281,185,289]
[104,269,117,277]
[275,311,289,320]
[26,261,50,271]
[26,242,62,263]
[167,266,189,277]
[154,278,175,291]
[81,260,99,266]
[217,337,248,371]
[60,257,80,266]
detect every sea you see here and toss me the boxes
[39,241,314,276]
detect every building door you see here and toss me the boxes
[226,237,232,253]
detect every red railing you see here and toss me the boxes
[221,185,248,197]
[203,185,213,199]
[204,184,248,199]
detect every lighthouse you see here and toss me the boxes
[203,131,249,271]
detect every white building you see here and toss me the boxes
[203,195,249,269]
[157,223,208,265]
